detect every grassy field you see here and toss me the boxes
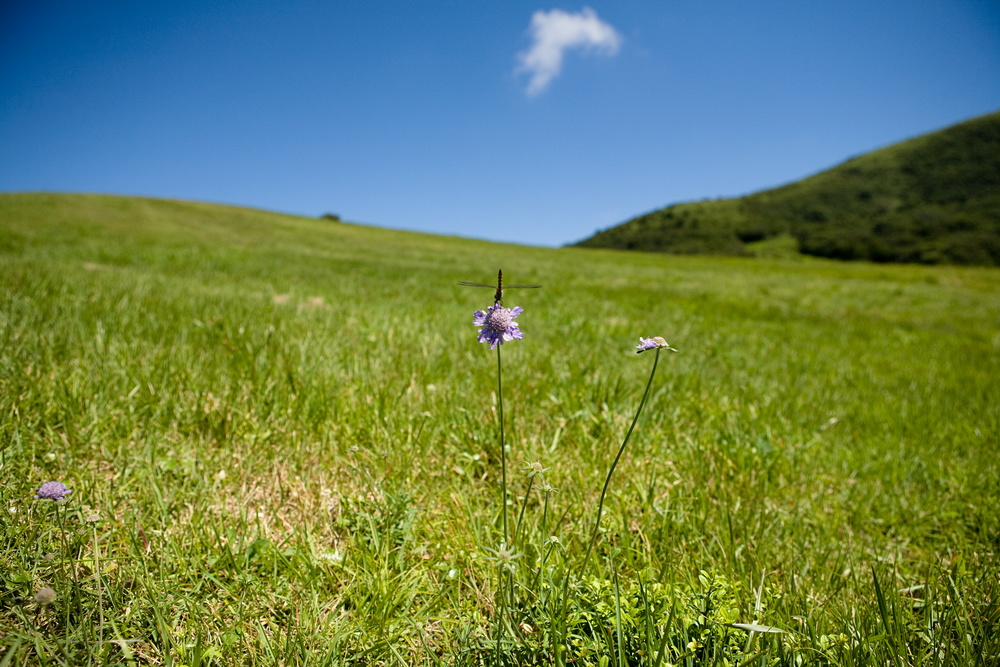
[1,192,998,665]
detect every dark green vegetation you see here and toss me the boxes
[2,193,999,664]
[576,111,1000,266]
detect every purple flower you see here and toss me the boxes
[636,336,677,353]
[34,481,72,500]
[473,305,524,349]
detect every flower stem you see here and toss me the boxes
[494,345,509,655]
[496,345,509,546]
[581,347,661,574]
[513,476,535,548]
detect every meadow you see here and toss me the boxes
[1,193,998,665]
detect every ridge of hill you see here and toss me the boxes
[574,111,1000,265]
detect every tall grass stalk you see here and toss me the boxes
[581,345,663,574]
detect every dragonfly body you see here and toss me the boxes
[459,269,540,306]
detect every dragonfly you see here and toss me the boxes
[458,269,540,307]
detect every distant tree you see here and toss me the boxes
[321,213,341,222]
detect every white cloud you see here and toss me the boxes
[516,7,622,96]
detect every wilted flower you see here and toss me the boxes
[34,587,57,606]
[473,305,524,349]
[34,481,72,500]
[636,336,677,353]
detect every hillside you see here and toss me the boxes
[575,110,1000,265]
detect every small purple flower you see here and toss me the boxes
[636,336,677,353]
[34,481,72,500]
[473,305,524,349]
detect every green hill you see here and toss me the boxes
[575,110,1000,265]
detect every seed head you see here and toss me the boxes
[484,543,522,572]
[34,587,57,606]
[523,461,550,478]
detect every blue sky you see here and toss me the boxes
[2,1,999,247]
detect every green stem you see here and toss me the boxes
[540,491,550,545]
[513,476,535,548]
[497,345,509,546]
[554,348,663,665]
[581,348,661,574]
[495,344,509,655]
[529,535,556,594]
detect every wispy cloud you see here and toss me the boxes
[516,7,622,96]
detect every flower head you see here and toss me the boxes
[537,479,559,494]
[34,481,72,500]
[636,336,677,353]
[523,460,550,478]
[473,304,524,349]
[34,587,57,607]
[483,543,522,573]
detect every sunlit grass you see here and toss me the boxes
[1,193,998,664]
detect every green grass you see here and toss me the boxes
[577,110,1000,266]
[2,192,999,665]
